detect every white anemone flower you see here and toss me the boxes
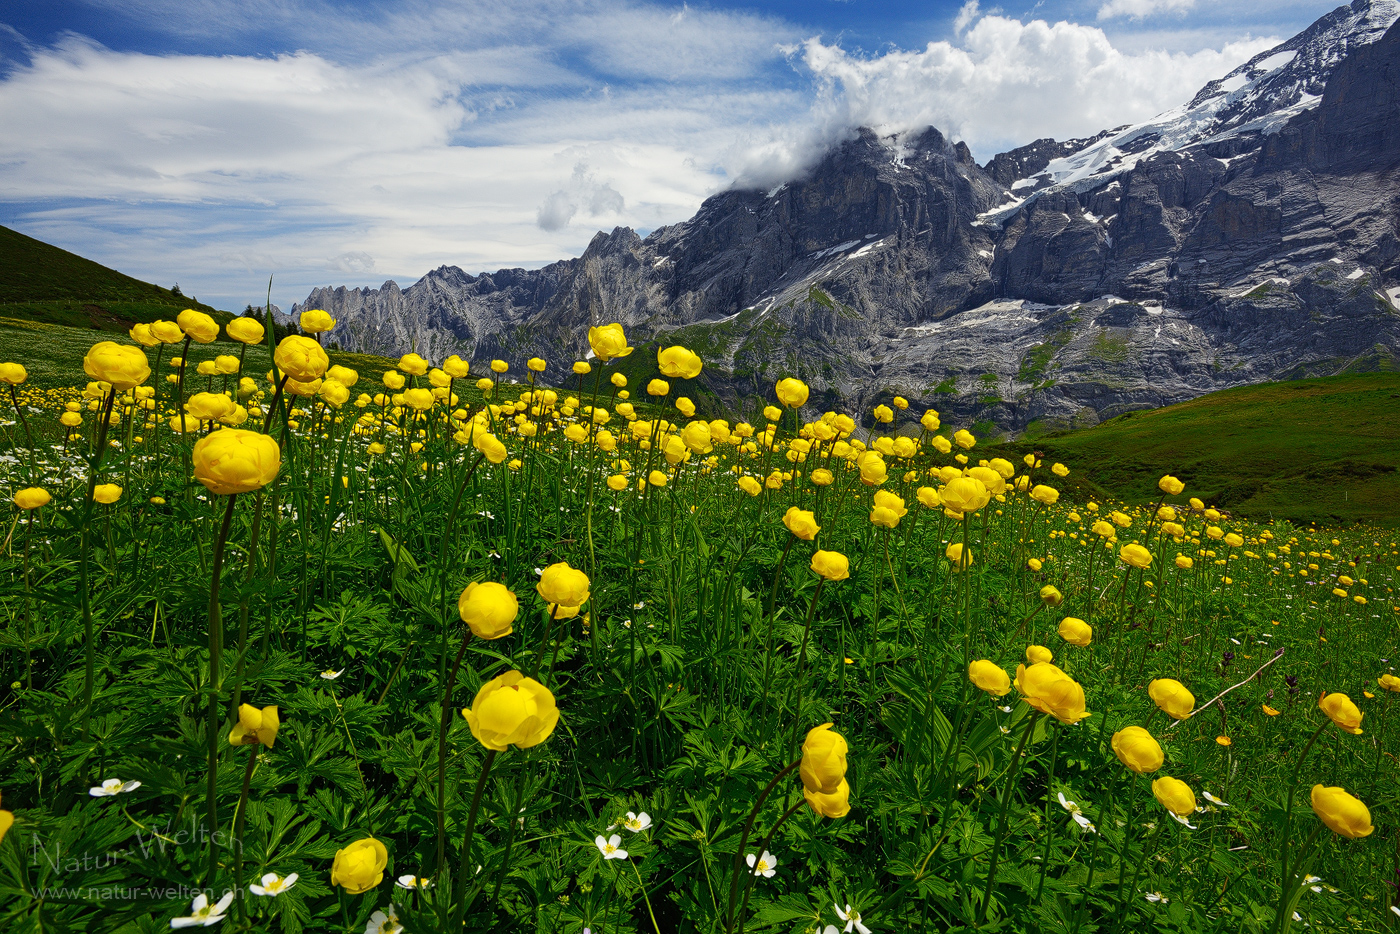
[746,850,778,878]
[89,779,141,797]
[835,903,872,934]
[396,874,433,889]
[1145,892,1168,903]
[1169,812,1198,830]
[595,834,628,860]
[623,811,652,832]
[320,669,345,680]
[1202,791,1230,807]
[365,904,402,934]
[1058,792,1097,832]
[248,872,298,896]
[170,892,235,928]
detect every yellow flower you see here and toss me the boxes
[273,336,329,382]
[588,323,633,361]
[177,309,219,343]
[1013,662,1089,724]
[870,490,907,529]
[292,309,335,334]
[804,778,851,818]
[227,317,265,344]
[872,404,893,423]
[92,484,122,504]
[472,431,508,464]
[857,451,887,486]
[458,581,518,640]
[941,477,990,514]
[192,429,281,495]
[537,562,590,607]
[0,791,12,845]
[953,428,976,449]
[1175,555,1194,569]
[1119,543,1152,569]
[675,394,696,417]
[811,550,850,581]
[1051,462,1069,477]
[129,323,160,348]
[444,355,470,378]
[330,837,389,894]
[1311,785,1372,839]
[1112,726,1163,773]
[1030,484,1059,506]
[1379,674,1400,693]
[967,466,1004,495]
[811,468,834,486]
[461,670,559,750]
[527,357,546,373]
[946,542,973,571]
[573,361,591,375]
[1318,692,1363,734]
[14,488,51,510]
[737,475,762,496]
[0,362,28,384]
[775,377,809,408]
[1158,475,1185,495]
[920,409,940,431]
[402,388,434,411]
[657,345,703,379]
[1026,645,1053,664]
[1262,704,1280,716]
[648,469,668,487]
[968,660,1011,696]
[783,506,820,541]
[151,319,184,343]
[228,704,279,748]
[1040,585,1063,606]
[1148,679,1195,720]
[1057,617,1092,647]
[186,392,237,420]
[916,486,940,508]
[799,723,848,794]
[84,342,150,390]
[1215,735,1232,746]
[1152,777,1196,817]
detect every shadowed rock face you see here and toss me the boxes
[298,1,1400,433]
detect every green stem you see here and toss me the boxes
[205,493,239,888]
[724,759,800,933]
[977,712,1041,925]
[451,748,500,929]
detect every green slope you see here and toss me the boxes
[0,224,223,330]
[994,372,1400,525]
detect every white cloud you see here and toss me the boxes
[954,1,981,34]
[1098,0,1198,21]
[728,10,1276,188]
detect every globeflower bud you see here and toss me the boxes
[1152,776,1196,817]
[1318,692,1363,734]
[14,487,51,510]
[537,562,590,607]
[811,549,850,581]
[1111,726,1163,773]
[1310,784,1373,838]
[177,309,219,343]
[330,837,389,894]
[799,723,848,794]
[783,506,820,541]
[1119,543,1152,569]
[1148,678,1195,719]
[83,341,150,390]
[459,581,518,640]
[273,336,329,382]
[775,377,809,408]
[1057,617,1092,647]
[1158,475,1185,495]
[968,660,1011,697]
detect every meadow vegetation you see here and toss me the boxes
[0,310,1396,934]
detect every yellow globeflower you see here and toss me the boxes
[177,309,219,343]
[811,549,850,581]
[443,355,470,378]
[647,378,670,396]
[151,319,184,343]
[942,476,990,514]
[775,377,809,408]
[129,323,160,348]
[1158,475,1185,495]
[1318,692,1363,734]
[1057,617,1092,647]
[1111,726,1163,773]
[783,506,820,541]
[606,474,628,491]
[1148,679,1195,719]
[186,392,237,420]
[228,704,279,748]
[870,490,907,528]
[953,428,976,449]
[472,431,507,464]
[857,451,887,486]
[84,341,150,390]
[1030,484,1059,505]
[648,469,668,487]
[946,542,973,571]
[872,404,893,423]
[14,488,51,510]
[527,357,546,372]
[273,336,329,382]
[1013,662,1089,724]
[968,660,1011,697]
[0,361,27,384]
[402,388,434,411]
[1119,543,1152,569]
[1175,555,1193,569]
[1310,785,1373,839]
[737,475,762,496]
[92,484,122,504]
[537,562,590,607]
[1026,645,1053,664]
[383,370,406,390]
[1040,585,1063,606]
[192,429,282,495]
[330,837,389,894]
[799,723,848,794]
[385,353,424,378]
[588,322,633,361]
[657,345,703,379]
[920,409,940,431]
[226,317,265,345]
[1152,777,1197,817]
[1379,674,1400,693]
[300,309,337,334]
[458,581,518,640]
[461,670,559,751]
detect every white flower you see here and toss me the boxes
[1145,892,1168,903]
[395,874,433,889]
[1202,791,1230,807]
[1169,812,1197,830]
[365,904,402,934]
[90,778,141,797]
[170,892,235,928]
[248,872,298,896]
[998,705,1012,713]
[746,850,778,878]
[320,669,345,680]
[623,811,652,832]
[835,903,872,934]
[1390,906,1400,918]
[595,834,628,860]
[1058,792,1097,832]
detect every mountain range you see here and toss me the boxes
[295,0,1400,432]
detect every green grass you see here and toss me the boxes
[993,372,1400,525]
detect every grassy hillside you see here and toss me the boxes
[992,372,1400,525]
[0,224,222,330]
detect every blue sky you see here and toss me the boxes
[0,0,1348,310]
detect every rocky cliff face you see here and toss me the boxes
[297,0,1400,433]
